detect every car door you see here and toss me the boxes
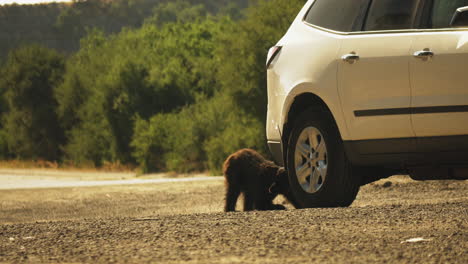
[338,0,421,142]
[410,0,468,138]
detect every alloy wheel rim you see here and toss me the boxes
[294,126,328,194]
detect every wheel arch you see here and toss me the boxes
[281,92,400,186]
[281,92,349,163]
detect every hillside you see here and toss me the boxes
[0,0,248,59]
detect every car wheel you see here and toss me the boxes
[286,109,360,208]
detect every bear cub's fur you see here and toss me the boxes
[223,148,295,212]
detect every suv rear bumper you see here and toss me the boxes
[268,141,284,167]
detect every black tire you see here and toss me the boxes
[286,109,360,208]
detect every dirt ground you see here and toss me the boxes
[0,174,467,263]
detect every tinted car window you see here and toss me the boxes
[364,0,420,31]
[430,0,468,28]
[304,0,369,32]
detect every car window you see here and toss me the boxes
[304,0,369,32]
[364,0,421,31]
[430,0,468,28]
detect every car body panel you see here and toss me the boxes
[266,0,468,169]
[267,16,348,141]
[338,33,416,140]
[410,30,468,137]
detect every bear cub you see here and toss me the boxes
[223,148,295,212]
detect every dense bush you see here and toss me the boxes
[0,0,306,173]
[0,130,9,159]
[0,45,65,160]
[132,94,265,174]
[56,16,233,166]
[216,0,306,121]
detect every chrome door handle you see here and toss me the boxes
[413,50,434,59]
[342,53,360,64]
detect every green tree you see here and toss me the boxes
[131,93,265,174]
[144,0,207,26]
[0,0,249,60]
[0,61,9,158]
[0,45,65,160]
[56,16,232,166]
[132,0,306,173]
[0,0,306,172]
[216,0,305,121]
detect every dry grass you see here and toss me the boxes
[0,159,137,172]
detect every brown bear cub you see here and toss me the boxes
[223,148,296,212]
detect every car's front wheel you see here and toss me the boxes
[286,109,360,208]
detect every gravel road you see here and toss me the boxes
[0,174,467,263]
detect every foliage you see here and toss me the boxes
[144,0,207,26]
[131,94,264,174]
[56,17,232,166]
[0,130,9,159]
[0,0,306,173]
[216,0,306,121]
[0,3,64,59]
[0,45,65,160]
[0,0,248,59]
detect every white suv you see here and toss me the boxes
[266,0,468,208]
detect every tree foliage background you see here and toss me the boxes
[0,0,305,174]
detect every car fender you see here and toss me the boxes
[281,81,351,141]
